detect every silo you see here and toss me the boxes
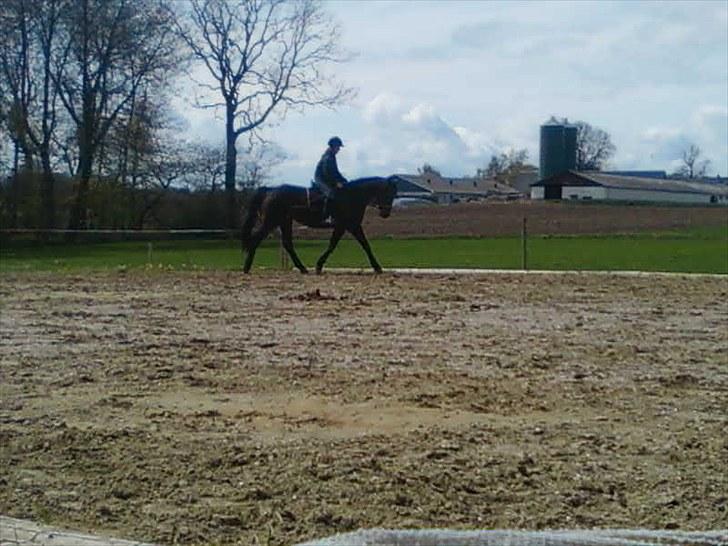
[539,118,578,179]
[563,124,577,171]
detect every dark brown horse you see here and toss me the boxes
[241,176,398,274]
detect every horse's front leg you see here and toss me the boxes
[316,225,345,274]
[349,225,382,274]
[280,218,308,274]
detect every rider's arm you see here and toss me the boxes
[324,154,347,188]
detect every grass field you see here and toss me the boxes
[1,226,726,274]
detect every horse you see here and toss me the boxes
[240,176,398,274]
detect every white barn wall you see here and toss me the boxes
[563,186,607,201]
[605,188,714,204]
[531,187,545,200]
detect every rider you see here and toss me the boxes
[313,136,347,221]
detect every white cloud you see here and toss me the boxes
[637,105,727,174]
[362,93,404,125]
[355,94,501,176]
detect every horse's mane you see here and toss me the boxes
[346,176,389,187]
[274,184,307,192]
[260,177,391,192]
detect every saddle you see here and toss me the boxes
[306,187,333,221]
[285,188,334,228]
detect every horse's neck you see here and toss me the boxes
[349,178,383,202]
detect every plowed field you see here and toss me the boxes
[315,201,728,238]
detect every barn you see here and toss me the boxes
[531,170,728,205]
[391,173,522,204]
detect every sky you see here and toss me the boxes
[177,0,728,185]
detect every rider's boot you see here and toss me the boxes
[323,198,333,223]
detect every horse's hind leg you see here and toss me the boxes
[316,225,345,274]
[243,222,276,273]
[280,218,308,274]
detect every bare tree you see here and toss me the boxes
[27,0,66,230]
[185,141,226,193]
[479,149,529,182]
[418,163,442,177]
[133,138,199,228]
[0,0,44,227]
[175,0,354,228]
[673,144,710,179]
[53,0,183,229]
[237,140,285,190]
[0,0,36,172]
[573,121,615,171]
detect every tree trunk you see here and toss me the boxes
[69,152,92,230]
[9,142,20,229]
[40,151,56,232]
[224,108,237,229]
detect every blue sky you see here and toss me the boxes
[179,0,728,184]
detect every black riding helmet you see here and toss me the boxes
[328,136,344,147]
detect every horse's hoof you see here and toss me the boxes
[373,268,383,274]
[315,268,323,275]
[300,268,309,274]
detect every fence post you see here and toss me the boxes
[521,216,528,271]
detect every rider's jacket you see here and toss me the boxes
[314,149,347,196]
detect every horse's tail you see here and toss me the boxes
[241,187,267,252]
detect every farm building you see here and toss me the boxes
[391,173,522,204]
[509,165,540,194]
[531,170,728,205]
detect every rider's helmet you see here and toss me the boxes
[328,136,344,148]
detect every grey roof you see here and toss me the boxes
[536,171,728,196]
[603,170,667,179]
[391,175,433,194]
[393,173,521,196]
[583,172,728,196]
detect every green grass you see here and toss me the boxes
[1,226,726,274]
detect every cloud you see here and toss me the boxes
[691,106,728,141]
[362,93,404,125]
[355,93,503,176]
[642,127,692,161]
[638,105,727,174]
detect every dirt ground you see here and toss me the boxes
[1,270,727,545]
[327,201,728,238]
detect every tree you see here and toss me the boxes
[673,144,710,179]
[418,163,441,177]
[573,120,615,171]
[53,0,183,229]
[478,148,529,184]
[186,142,226,193]
[237,139,285,191]
[0,0,34,229]
[175,0,353,228]
[0,0,66,230]
[0,0,36,173]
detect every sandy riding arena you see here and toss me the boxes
[1,270,726,545]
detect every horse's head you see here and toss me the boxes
[375,177,399,218]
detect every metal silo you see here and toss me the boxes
[563,124,577,171]
[539,118,577,179]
